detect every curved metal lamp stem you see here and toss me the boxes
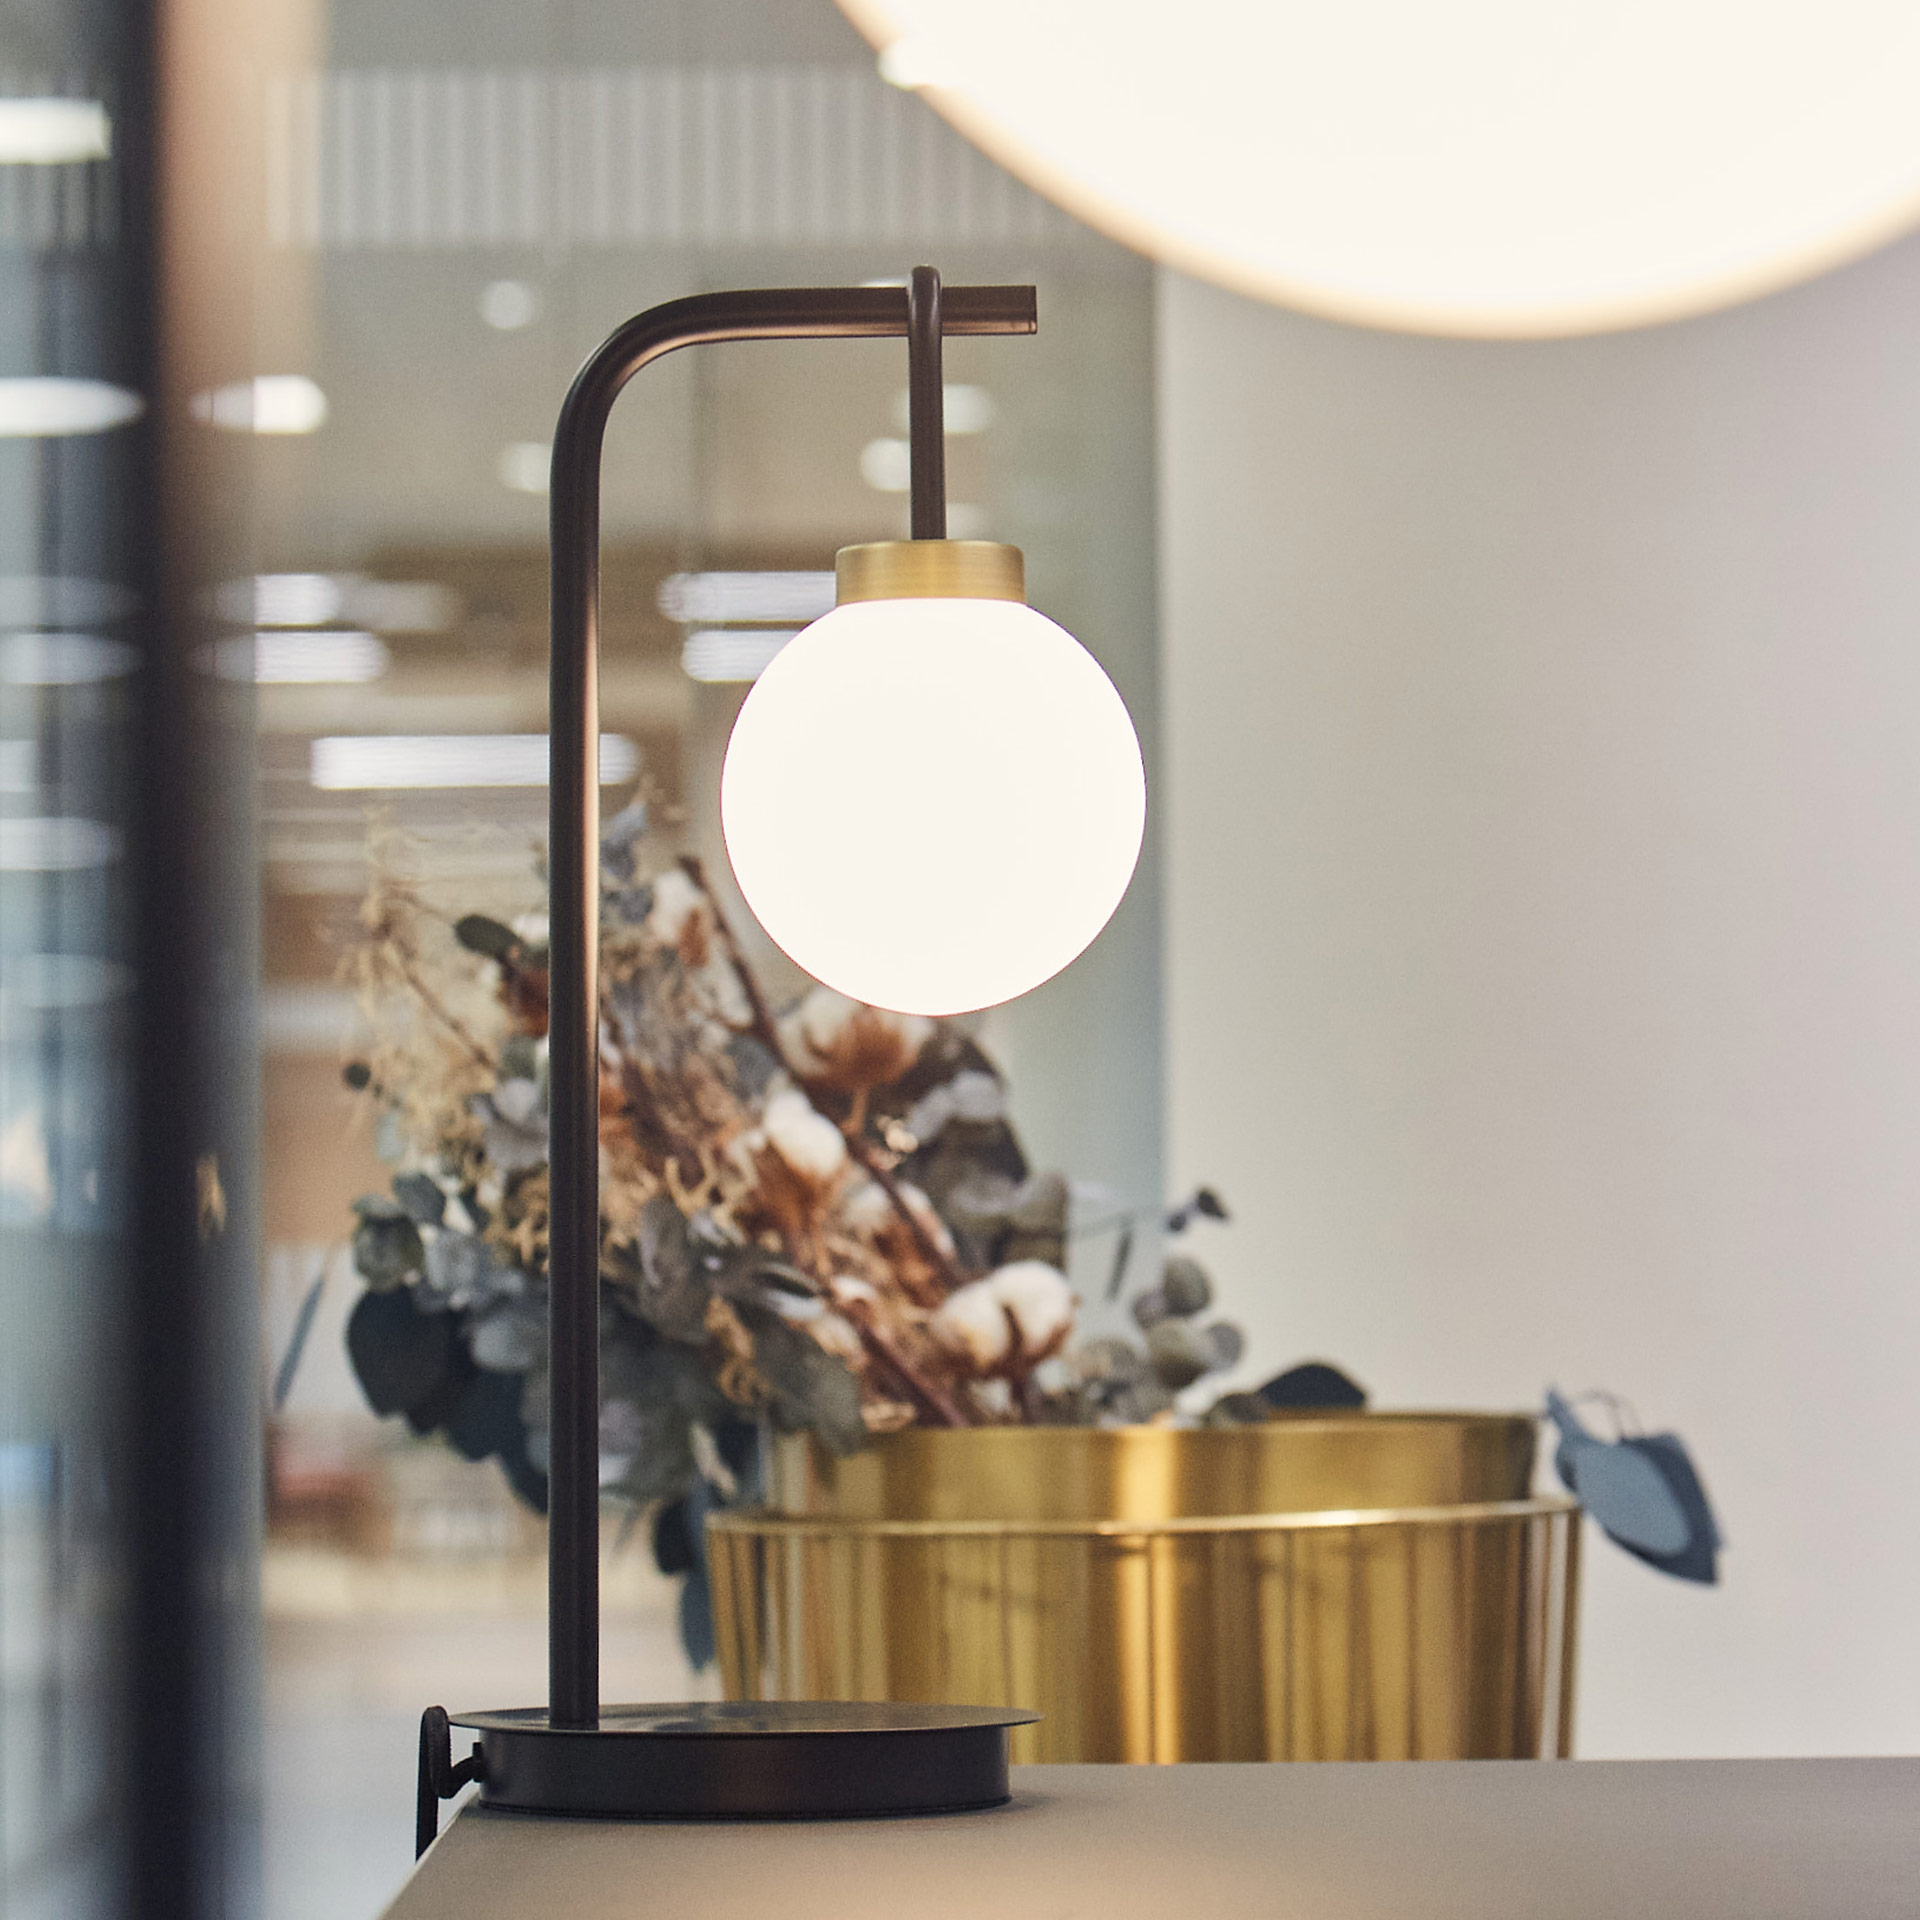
[546,278,1036,1729]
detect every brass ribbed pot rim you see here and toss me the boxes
[823,1411,1536,1444]
[707,1493,1579,1541]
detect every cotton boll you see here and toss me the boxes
[842,1176,956,1262]
[692,956,753,1028]
[808,1311,866,1365]
[793,987,862,1056]
[781,985,932,1092]
[827,1273,880,1310]
[929,1278,1014,1371]
[767,1292,827,1322]
[493,1077,542,1127]
[841,1179,893,1234]
[760,1087,848,1187]
[646,867,701,945]
[972,1378,1015,1418]
[989,1260,1075,1361]
[1030,1356,1073,1396]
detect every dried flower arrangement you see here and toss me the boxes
[336,807,1270,1658]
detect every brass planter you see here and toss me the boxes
[707,1417,1581,1763]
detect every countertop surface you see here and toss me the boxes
[387,1757,1920,1918]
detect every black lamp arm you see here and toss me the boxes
[544,277,1036,1731]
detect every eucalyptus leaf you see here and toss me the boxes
[625,1196,714,1344]
[351,1212,424,1291]
[469,1295,546,1373]
[1204,1391,1271,1427]
[1202,1321,1245,1370]
[724,1033,779,1101]
[453,913,521,960]
[602,1328,735,1430]
[1001,1169,1070,1267]
[391,1171,447,1227]
[1258,1361,1368,1411]
[600,799,650,880]
[444,1368,527,1463]
[602,1405,697,1509]
[423,1231,523,1312]
[347,1287,457,1417]
[736,1301,866,1456]
[605,883,654,927]
[1160,1254,1213,1317]
[478,1080,547,1175]
[1146,1318,1211,1390]
[652,1495,697,1576]
[1100,1379,1175,1426]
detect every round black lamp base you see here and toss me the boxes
[439,1702,1036,1826]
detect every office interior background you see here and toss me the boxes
[6,1,1920,1916]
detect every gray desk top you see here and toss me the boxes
[388,1759,1920,1920]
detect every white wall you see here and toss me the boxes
[1157,248,1920,1758]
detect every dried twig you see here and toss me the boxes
[843,1132,972,1295]
[396,953,495,1072]
[838,1304,967,1429]
[678,855,973,1296]
[679,855,787,1062]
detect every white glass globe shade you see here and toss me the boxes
[841,0,1920,338]
[721,597,1145,1017]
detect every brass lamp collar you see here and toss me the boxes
[835,539,1026,606]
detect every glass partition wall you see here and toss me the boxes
[252,4,1160,1916]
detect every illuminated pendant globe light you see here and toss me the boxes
[722,540,1144,1016]
[840,0,1920,339]
[724,269,1143,1016]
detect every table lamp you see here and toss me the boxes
[417,268,1144,1843]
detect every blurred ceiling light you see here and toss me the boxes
[657,571,835,624]
[0,816,121,871]
[0,739,34,795]
[498,441,551,495]
[211,631,390,684]
[192,374,328,434]
[859,436,912,492]
[891,383,994,434]
[0,98,111,164]
[0,378,142,436]
[221,573,455,633]
[1,631,137,684]
[481,279,540,330]
[681,629,796,684]
[310,733,639,790]
[246,572,343,626]
[845,0,1920,337]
